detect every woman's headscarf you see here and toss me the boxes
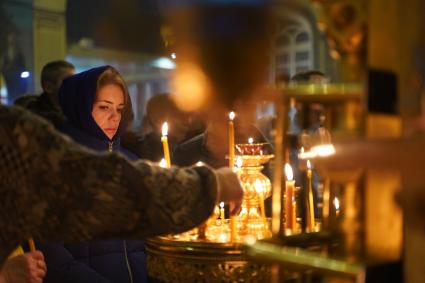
[59,66,133,141]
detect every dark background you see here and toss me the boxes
[67,0,164,54]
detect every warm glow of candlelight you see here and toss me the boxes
[228,111,235,169]
[255,179,267,229]
[299,150,317,160]
[219,202,225,221]
[196,161,204,167]
[161,122,171,167]
[284,163,293,181]
[306,161,315,231]
[159,158,167,168]
[218,232,229,243]
[248,137,254,144]
[254,179,263,194]
[312,144,335,156]
[161,122,168,136]
[228,111,236,241]
[334,197,340,210]
[236,156,243,168]
[285,163,295,231]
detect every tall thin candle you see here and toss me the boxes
[161,122,171,168]
[285,164,295,230]
[228,111,236,241]
[306,160,315,231]
[228,111,235,168]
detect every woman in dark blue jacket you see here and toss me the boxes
[38,66,148,283]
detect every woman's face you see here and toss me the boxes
[92,84,125,140]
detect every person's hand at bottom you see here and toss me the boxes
[0,251,47,283]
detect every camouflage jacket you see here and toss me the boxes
[0,105,217,265]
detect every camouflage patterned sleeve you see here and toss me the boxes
[0,105,217,264]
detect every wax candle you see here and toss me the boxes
[28,238,36,251]
[219,202,225,220]
[161,122,171,168]
[228,112,235,168]
[285,164,295,230]
[228,111,237,241]
[306,160,315,231]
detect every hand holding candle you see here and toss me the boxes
[161,122,171,168]
[28,238,36,251]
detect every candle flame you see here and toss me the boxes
[229,111,235,121]
[311,144,335,157]
[300,147,304,153]
[159,158,167,168]
[196,161,204,167]
[307,160,311,169]
[255,179,263,194]
[219,202,225,208]
[236,156,243,168]
[334,197,340,210]
[284,163,293,181]
[243,235,257,245]
[161,122,169,136]
[248,137,254,144]
[298,150,317,160]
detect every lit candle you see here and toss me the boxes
[334,197,340,217]
[248,137,255,154]
[228,111,237,242]
[218,231,229,243]
[306,160,315,231]
[235,156,243,171]
[285,164,295,230]
[196,161,204,167]
[228,111,235,168]
[292,197,297,231]
[159,158,167,168]
[161,122,171,168]
[219,202,225,220]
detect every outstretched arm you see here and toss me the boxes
[0,105,242,264]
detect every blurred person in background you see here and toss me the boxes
[122,93,204,162]
[26,60,75,128]
[13,94,37,108]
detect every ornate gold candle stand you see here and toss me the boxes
[146,144,274,282]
